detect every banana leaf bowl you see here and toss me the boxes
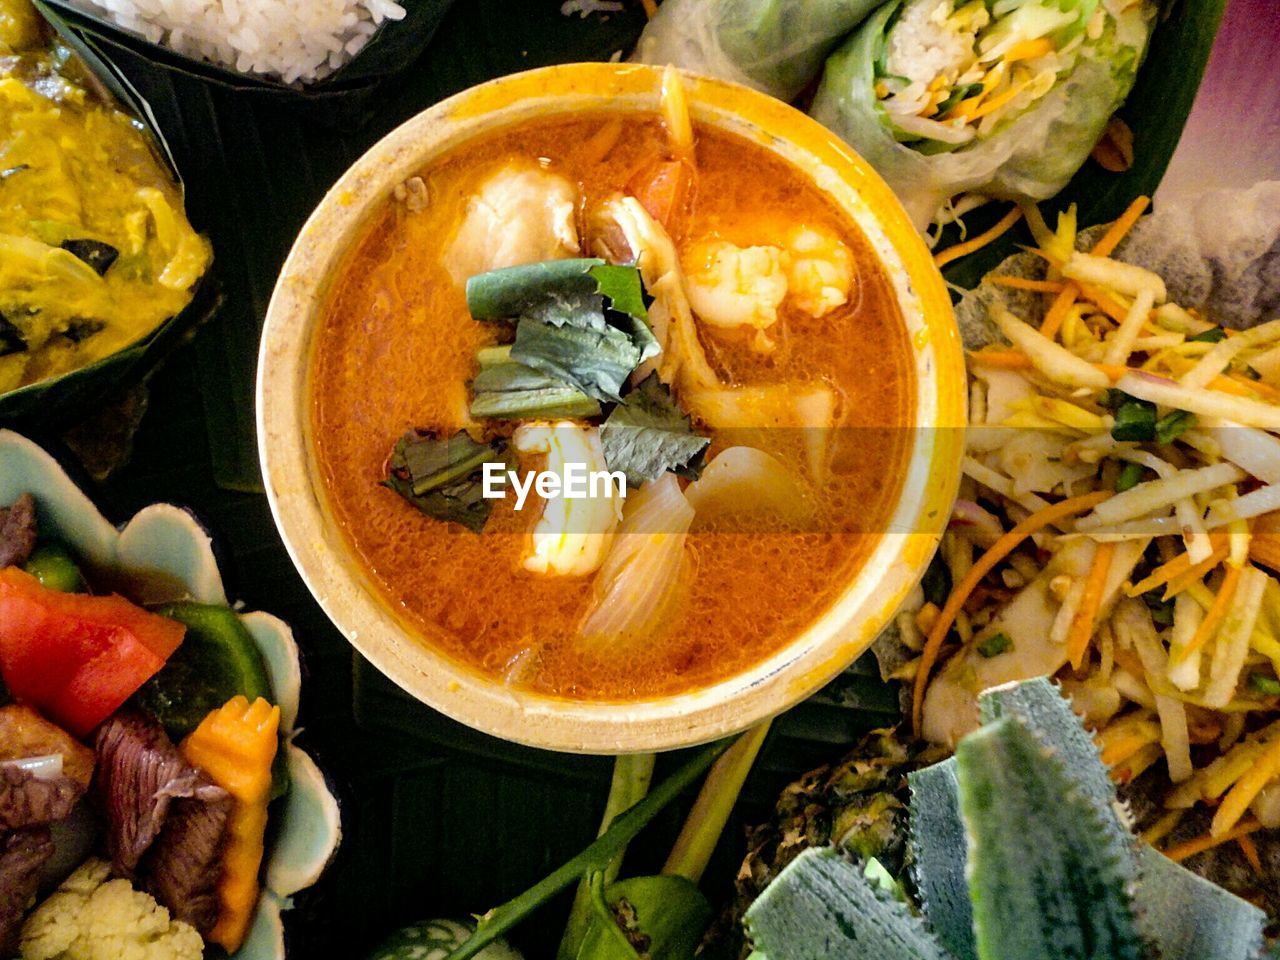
[0,15,221,429]
[0,429,342,959]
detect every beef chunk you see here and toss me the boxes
[0,828,53,957]
[0,766,82,832]
[0,495,36,569]
[94,711,203,877]
[140,784,231,937]
[94,711,231,934]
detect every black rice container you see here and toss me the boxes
[32,0,456,130]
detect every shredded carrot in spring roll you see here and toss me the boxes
[912,490,1110,733]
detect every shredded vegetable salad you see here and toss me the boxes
[909,197,1280,862]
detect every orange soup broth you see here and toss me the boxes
[311,114,916,701]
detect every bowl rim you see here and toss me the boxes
[257,61,966,754]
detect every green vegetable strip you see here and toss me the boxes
[662,721,771,883]
[444,739,733,960]
[557,754,657,960]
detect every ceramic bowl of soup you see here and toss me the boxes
[258,62,965,753]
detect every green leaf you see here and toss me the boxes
[977,679,1125,838]
[1188,327,1227,343]
[908,758,976,960]
[599,374,709,486]
[578,875,711,960]
[744,848,954,960]
[512,317,642,404]
[470,346,601,420]
[382,430,510,533]
[956,716,1144,960]
[466,260,657,403]
[1133,845,1266,960]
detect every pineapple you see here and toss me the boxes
[745,680,1277,960]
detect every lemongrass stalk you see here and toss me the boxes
[446,739,731,960]
[557,753,656,960]
[662,721,771,882]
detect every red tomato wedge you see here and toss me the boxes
[0,567,185,736]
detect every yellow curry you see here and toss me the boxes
[0,0,210,394]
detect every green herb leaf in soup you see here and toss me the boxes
[469,345,601,421]
[600,373,710,486]
[466,259,659,403]
[382,430,511,533]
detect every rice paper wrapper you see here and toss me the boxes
[810,0,1156,231]
[631,0,881,102]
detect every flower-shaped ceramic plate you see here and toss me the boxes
[0,428,341,959]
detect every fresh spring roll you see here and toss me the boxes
[811,0,1157,230]
[632,0,884,102]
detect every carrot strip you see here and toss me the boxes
[1163,546,1231,599]
[1237,834,1263,874]
[1127,536,1229,597]
[181,696,280,953]
[1224,373,1280,404]
[968,349,1034,369]
[1091,196,1151,258]
[1171,563,1241,665]
[1074,280,1131,324]
[1039,284,1080,338]
[934,206,1023,268]
[1212,735,1280,835]
[1068,541,1116,669]
[1163,818,1262,862]
[912,490,1111,733]
[990,276,1066,293]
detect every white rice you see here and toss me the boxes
[67,0,407,84]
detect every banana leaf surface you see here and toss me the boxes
[39,0,1229,955]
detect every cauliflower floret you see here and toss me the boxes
[20,859,203,960]
[444,163,581,287]
[682,240,789,351]
[784,225,854,318]
[513,422,623,578]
